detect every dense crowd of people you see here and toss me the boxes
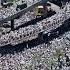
[0,28,70,70]
[14,11,36,28]
[0,0,40,20]
[0,1,70,70]
[0,5,17,19]
[0,3,70,46]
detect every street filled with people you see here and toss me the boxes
[0,27,70,70]
[0,5,17,19]
[0,1,70,70]
[14,11,36,28]
[0,2,70,46]
[0,0,40,20]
